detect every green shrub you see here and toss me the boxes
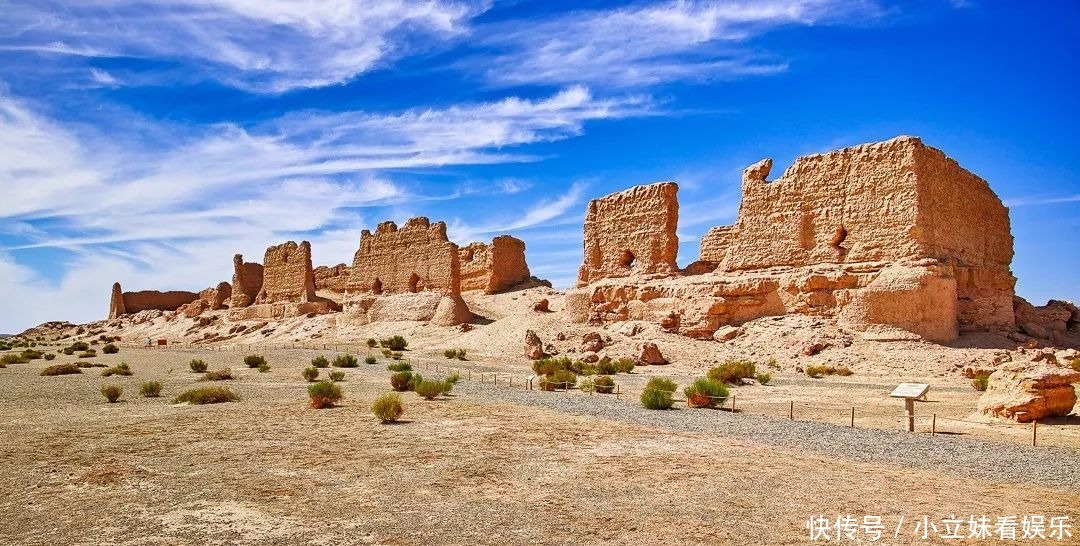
[414,379,445,400]
[390,351,404,360]
[755,372,772,385]
[539,369,577,391]
[22,349,44,360]
[381,348,392,358]
[579,377,595,392]
[258,362,271,373]
[243,355,266,368]
[707,359,756,384]
[364,355,377,365]
[189,359,208,373]
[684,378,729,408]
[328,370,345,381]
[387,361,412,372]
[640,388,674,410]
[443,348,467,360]
[101,384,122,403]
[596,358,617,375]
[371,393,404,423]
[173,386,239,404]
[439,378,454,395]
[390,371,413,391]
[61,347,74,355]
[443,349,456,359]
[380,335,408,351]
[308,380,344,409]
[332,354,358,368]
[202,368,234,381]
[445,372,461,384]
[593,375,616,394]
[1070,357,1080,372]
[43,353,56,361]
[805,365,854,378]
[101,363,132,377]
[140,381,163,397]
[70,341,89,351]
[102,343,119,354]
[835,366,853,376]
[76,361,106,368]
[310,355,330,368]
[366,338,378,348]
[77,350,97,358]
[532,356,572,376]
[302,366,319,382]
[971,376,989,391]
[40,363,82,376]
[0,354,28,365]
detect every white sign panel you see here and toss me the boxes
[890,383,930,399]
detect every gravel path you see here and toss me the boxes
[374,365,1080,490]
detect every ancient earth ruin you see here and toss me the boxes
[459,236,531,294]
[566,136,1018,343]
[349,218,461,296]
[230,255,264,308]
[108,282,199,319]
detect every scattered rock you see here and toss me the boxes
[660,312,681,333]
[1032,350,1059,366]
[1019,322,1049,340]
[543,343,559,356]
[617,322,643,337]
[459,323,474,332]
[524,329,544,360]
[976,364,1080,422]
[582,332,604,353]
[533,299,550,313]
[555,332,566,341]
[581,352,599,363]
[638,342,668,365]
[802,342,827,356]
[713,326,742,342]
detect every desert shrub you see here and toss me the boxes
[364,355,377,365]
[173,386,239,404]
[593,375,616,394]
[43,353,56,361]
[308,380,344,409]
[532,356,572,376]
[189,359,208,373]
[387,362,412,372]
[372,393,404,423]
[76,361,106,368]
[805,365,854,378]
[140,381,163,397]
[578,377,595,392]
[102,343,120,354]
[684,378,729,409]
[595,358,617,375]
[101,363,132,377]
[443,348,467,360]
[0,354,28,365]
[380,335,408,351]
[70,341,89,351]
[101,384,123,403]
[40,363,82,376]
[390,371,414,391]
[835,366,853,376]
[366,338,378,348]
[414,379,445,400]
[328,370,345,381]
[805,365,826,378]
[78,350,97,358]
[539,369,577,391]
[21,349,44,360]
[641,377,677,410]
[381,348,393,358]
[332,354,358,368]
[390,351,404,360]
[755,372,772,385]
[971,376,989,391]
[707,359,756,384]
[310,355,330,368]
[439,378,454,395]
[61,347,75,355]
[202,368,234,381]
[1071,357,1080,372]
[640,388,674,410]
[443,349,456,359]
[445,371,461,384]
[244,354,266,368]
[302,366,319,382]
[258,362,271,373]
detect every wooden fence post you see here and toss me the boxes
[1032,420,1037,447]
[850,407,855,428]
[931,414,937,436]
[789,400,794,420]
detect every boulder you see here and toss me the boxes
[582,332,604,353]
[660,312,681,333]
[1020,322,1049,340]
[533,299,550,312]
[976,364,1080,422]
[581,352,599,363]
[638,342,668,365]
[712,325,742,342]
[524,330,544,360]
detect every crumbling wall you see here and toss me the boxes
[576,182,679,287]
[230,255,263,308]
[256,241,316,303]
[198,282,232,310]
[108,282,125,319]
[350,217,460,295]
[112,285,199,317]
[459,235,531,293]
[314,263,350,293]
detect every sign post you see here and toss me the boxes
[890,383,930,432]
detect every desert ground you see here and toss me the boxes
[1,337,1077,546]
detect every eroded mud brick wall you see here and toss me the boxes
[111,285,199,317]
[256,241,316,303]
[459,235,531,293]
[230,255,264,308]
[350,217,461,295]
[576,182,679,287]
[313,264,350,292]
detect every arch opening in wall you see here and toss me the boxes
[408,273,421,293]
[831,226,848,253]
[618,250,637,270]
[372,278,383,295]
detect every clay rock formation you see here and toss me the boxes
[1014,297,1079,340]
[567,137,1017,343]
[257,241,317,304]
[343,292,471,327]
[582,332,604,353]
[108,282,199,319]
[314,263,351,293]
[638,342,667,365]
[533,299,550,312]
[976,363,1080,422]
[459,236,531,293]
[350,218,460,295]
[230,255,264,308]
[524,330,544,360]
[199,282,232,310]
[576,182,679,287]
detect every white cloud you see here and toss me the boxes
[1003,194,1080,207]
[472,0,882,87]
[445,181,588,243]
[0,0,489,93]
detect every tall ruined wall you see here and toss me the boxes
[256,241,316,304]
[459,235,531,293]
[314,263,351,293]
[912,144,1015,330]
[230,255,264,308]
[350,217,460,295]
[108,282,125,319]
[118,288,199,316]
[576,182,679,287]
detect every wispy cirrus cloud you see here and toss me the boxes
[0,0,490,93]
[470,0,884,87]
[1003,194,1080,207]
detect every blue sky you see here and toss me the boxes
[0,0,1077,333]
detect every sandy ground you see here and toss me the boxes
[1,346,1078,545]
